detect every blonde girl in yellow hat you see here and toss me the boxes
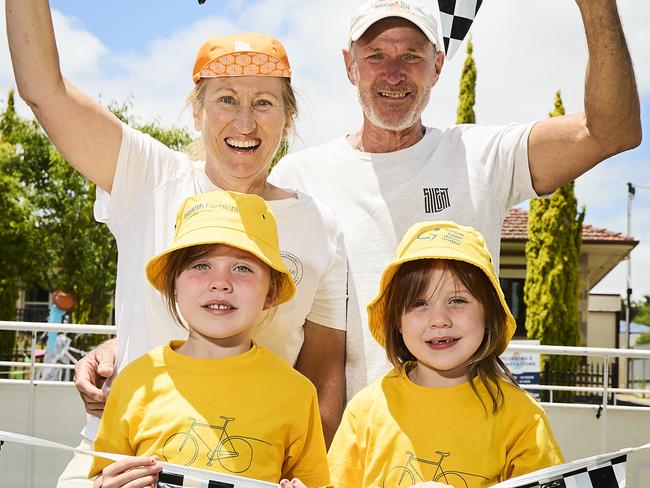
[89,190,328,488]
[327,221,564,488]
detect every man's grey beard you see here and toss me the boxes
[356,84,429,132]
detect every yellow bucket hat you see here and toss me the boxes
[146,190,296,305]
[367,221,516,355]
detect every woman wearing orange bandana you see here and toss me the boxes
[6,2,347,487]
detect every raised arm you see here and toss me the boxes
[6,0,122,192]
[528,0,641,195]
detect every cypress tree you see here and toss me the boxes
[269,138,288,173]
[524,91,585,393]
[456,37,477,124]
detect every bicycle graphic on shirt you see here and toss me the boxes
[383,450,489,487]
[162,416,271,473]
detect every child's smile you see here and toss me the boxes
[174,245,272,358]
[424,336,460,349]
[400,264,486,388]
[203,299,236,313]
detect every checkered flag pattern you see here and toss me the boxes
[509,455,626,488]
[157,469,276,488]
[437,0,483,59]
[491,445,650,488]
[158,470,233,487]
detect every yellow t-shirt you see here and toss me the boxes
[90,341,329,486]
[328,367,563,487]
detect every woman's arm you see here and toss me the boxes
[6,0,122,192]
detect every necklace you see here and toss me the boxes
[349,131,365,152]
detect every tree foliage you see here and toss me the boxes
[456,38,477,124]
[631,295,650,326]
[0,91,193,355]
[637,330,650,346]
[269,138,289,173]
[0,90,40,357]
[524,91,585,375]
[631,295,650,345]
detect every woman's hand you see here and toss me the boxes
[96,456,162,488]
[74,338,117,417]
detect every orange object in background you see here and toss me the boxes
[51,290,76,312]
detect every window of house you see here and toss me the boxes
[499,278,527,338]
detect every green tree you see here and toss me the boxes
[269,139,289,173]
[631,295,650,326]
[524,91,585,384]
[456,37,477,124]
[0,90,39,362]
[0,91,193,354]
[637,330,650,346]
[630,295,650,345]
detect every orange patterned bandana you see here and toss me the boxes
[192,33,291,83]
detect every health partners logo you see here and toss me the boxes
[423,188,450,213]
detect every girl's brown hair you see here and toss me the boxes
[382,258,518,413]
[160,244,283,329]
[186,78,298,161]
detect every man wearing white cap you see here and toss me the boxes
[270,0,641,398]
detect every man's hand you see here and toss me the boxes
[74,338,117,417]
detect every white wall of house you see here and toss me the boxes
[588,294,621,350]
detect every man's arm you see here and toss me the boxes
[294,321,346,448]
[528,0,641,196]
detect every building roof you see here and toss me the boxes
[502,208,638,244]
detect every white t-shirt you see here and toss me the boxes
[84,123,347,439]
[269,123,538,397]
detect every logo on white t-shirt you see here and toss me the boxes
[280,251,304,285]
[423,187,450,213]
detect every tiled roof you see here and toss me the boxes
[502,208,637,243]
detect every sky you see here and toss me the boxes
[1,0,649,301]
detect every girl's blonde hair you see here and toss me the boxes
[185,78,298,161]
[382,258,519,413]
[159,243,283,329]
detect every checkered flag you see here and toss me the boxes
[438,0,483,59]
[156,469,276,488]
[491,444,650,488]
[505,455,626,488]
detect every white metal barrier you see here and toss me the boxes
[1,321,650,485]
[0,321,115,488]
[505,343,650,451]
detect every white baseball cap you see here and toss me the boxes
[349,0,442,52]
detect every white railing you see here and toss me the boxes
[506,343,650,451]
[0,320,115,488]
[0,320,116,382]
[1,322,649,457]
